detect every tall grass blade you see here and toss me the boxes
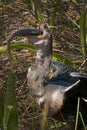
[50,0,60,26]
[0,43,36,54]
[80,8,87,60]
[0,90,4,128]
[32,0,44,22]
[0,43,74,66]
[66,13,80,28]
[3,72,18,130]
[10,43,36,52]
[75,97,80,130]
[79,112,86,130]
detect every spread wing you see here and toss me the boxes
[47,60,80,91]
[47,60,87,98]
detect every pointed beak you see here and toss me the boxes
[8,28,43,43]
[7,27,43,59]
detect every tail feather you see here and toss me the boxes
[70,72,87,79]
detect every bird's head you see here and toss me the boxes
[8,24,52,57]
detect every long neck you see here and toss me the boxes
[27,28,52,97]
[35,35,52,77]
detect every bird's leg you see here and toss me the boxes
[41,103,49,130]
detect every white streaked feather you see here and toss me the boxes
[65,80,80,92]
[37,97,44,105]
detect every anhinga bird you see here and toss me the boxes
[8,24,87,125]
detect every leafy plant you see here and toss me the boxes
[50,0,61,26]
[3,71,18,130]
[0,90,4,128]
[80,8,87,60]
[0,72,18,130]
[66,8,87,60]
[31,0,44,22]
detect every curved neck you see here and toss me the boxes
[35,35,52,77]
[36,34,52,62]
[27,26,52,97]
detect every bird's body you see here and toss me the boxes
[8,24,87,117]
